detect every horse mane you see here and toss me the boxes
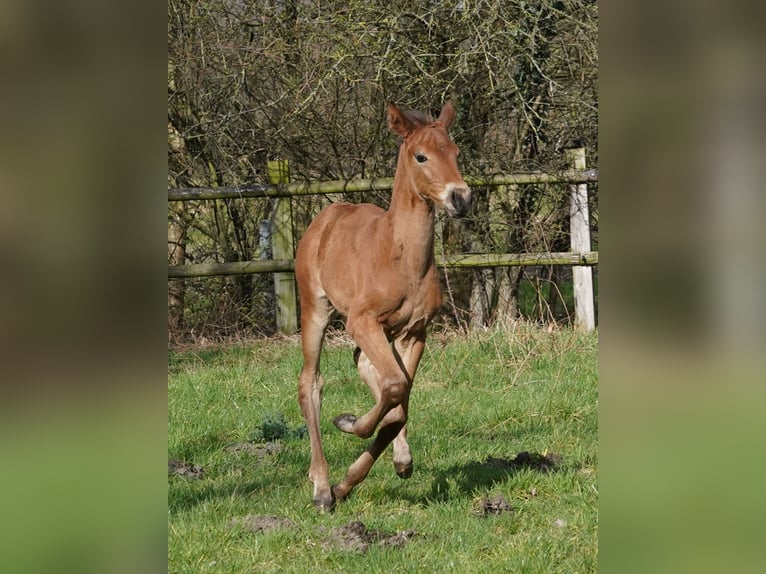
[402,108,433,127]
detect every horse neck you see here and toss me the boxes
[385,152,437,275]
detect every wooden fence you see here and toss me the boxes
[168,148,598,335]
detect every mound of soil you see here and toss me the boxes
[168,459,204,479]
[323,521,417,553]
[227,441,283,459]
[475,494,514,517]
[230,515,416,553]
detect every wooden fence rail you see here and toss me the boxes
[167,252,598,279]
[167,169,598,202]
[168,150,597,334]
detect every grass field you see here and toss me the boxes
[168,324,598,573]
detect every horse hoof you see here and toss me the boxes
[394,461,413,479]
[312,492,335,513]
[331,483,350,503]
[333,413,357,434]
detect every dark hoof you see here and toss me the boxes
[312,491,335,513]
[394,461,413,479]
[331,483,350,503]
[333,413,357,434]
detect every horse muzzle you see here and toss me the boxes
[444,184,472,218]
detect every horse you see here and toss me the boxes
[294,101,471,511]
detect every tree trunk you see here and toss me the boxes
[469,268,495,329]
[494,267,522,325]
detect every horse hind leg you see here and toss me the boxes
[390,334,426,479]
[391,415,413,478]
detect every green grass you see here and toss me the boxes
[168,324,597,573]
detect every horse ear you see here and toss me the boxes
[437,101,456,129]
[387,102,414,138]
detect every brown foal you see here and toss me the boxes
[294,101,471,511]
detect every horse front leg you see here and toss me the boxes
[348,347,415,479]
[330,313,412,501]
[297,295,334,511]
[333,313,409,439]
[332,401,410,501]
[299,367,333,510]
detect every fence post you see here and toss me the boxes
[567,147,596,331]
[267,159,298,335]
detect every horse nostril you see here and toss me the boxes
[451,189,463,209]
[451,188,471,216]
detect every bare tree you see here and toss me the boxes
[167,0,598,338]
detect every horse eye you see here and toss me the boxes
[415,154,428,163]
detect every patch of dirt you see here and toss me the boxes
[475,494,514,517]
[227,441,283,458]
[230,514,295,534]
[485,450,562,473]
[323,521,417,553]
[230,516,417,552]
[168,459,204,479]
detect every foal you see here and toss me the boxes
[295,101,471,511]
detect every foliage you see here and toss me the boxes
[168,1,598,338]
[248,411,308,443]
